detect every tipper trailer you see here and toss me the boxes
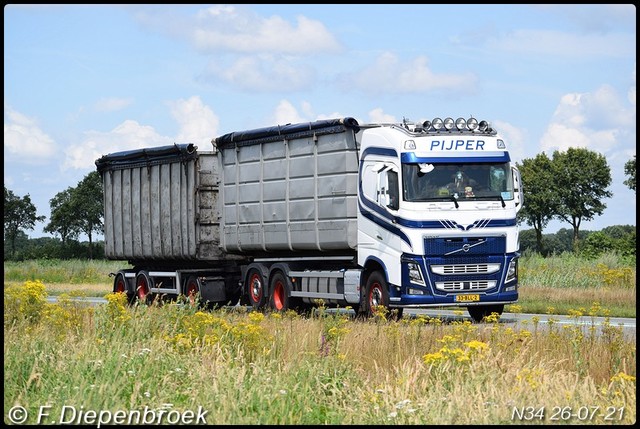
[96,116,523,321]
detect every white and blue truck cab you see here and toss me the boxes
[357,116,523,321]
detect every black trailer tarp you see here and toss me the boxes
[214,117,360,150]
[95,143,198,173]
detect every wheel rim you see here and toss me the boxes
[115,276,126,294]
[186,279,199,305]
[137,275,149,300]
[369,282,383,308]
[272,279,285,310]
[249,273,263,303]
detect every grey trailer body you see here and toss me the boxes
[215,118,360,255]
[98,143,224,261]
[96,143,243,305]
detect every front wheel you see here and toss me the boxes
[467,304,504,323]
[360,271,390,318]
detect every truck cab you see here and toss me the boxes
[357,117,523,321]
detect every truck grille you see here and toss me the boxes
[431,263,500,275]
[435,280,496,292]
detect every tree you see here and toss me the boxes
[71,171,104,259]
[516,153,560,254]
[552,148,612,251]
[623,155,636,192]
[44,188,82,245]
[4,186,46,257]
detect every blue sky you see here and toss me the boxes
[4,4,636,239]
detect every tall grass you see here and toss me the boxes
[519,252,636,318]
[3,259,128,284]
[4,282,636,425]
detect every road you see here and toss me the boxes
[47,296,636,338]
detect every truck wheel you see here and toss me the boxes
[361,271,390,318]
[269,271,291,312]
[113,272,134,305]
[135,271,153,304]
[467,304,504,323]
[184,276,200,307]
[246,269,267,310]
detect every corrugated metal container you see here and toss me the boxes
[214,118,361,254]
[96,144,225,261]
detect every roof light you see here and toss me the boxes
[467,117,478,131]
[432,118,443,130]
[478,120,489,132]
[455,117,466,130]
[443,117,454,131]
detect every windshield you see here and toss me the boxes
[402,162,513,202]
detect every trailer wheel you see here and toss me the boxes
[113,272,134,305]
[269,271,291,312]
[246,269,267,310]
[135,270,153,304]
[467,304,504,323]
[361,271,390,318]
[184,276,201,307]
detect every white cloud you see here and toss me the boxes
[3,105,57,164]
[169,96,219,147]
[492,120,528,163]
[190,5,342,54]
[338,52,477,95]
[203,55,315,92]
[63,96,220,170]
[94,97,134,112]
[63,120,172,171]
[486,29,634,59]
[271,100,306,125]
[539,83,636,155]
[367,108,396,123]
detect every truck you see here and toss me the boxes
[95,115,523,322]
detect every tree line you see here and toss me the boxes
[4,149,636,261]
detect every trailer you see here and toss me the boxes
[96,116,523,321]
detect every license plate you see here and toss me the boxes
[455,294,480,302]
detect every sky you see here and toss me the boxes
[4,4,637,240]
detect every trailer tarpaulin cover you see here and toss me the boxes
[95,143,198,172]
[214,117,360,149]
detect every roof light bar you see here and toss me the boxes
[418,116,494,134]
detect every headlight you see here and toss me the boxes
[408,261,425,286]
[506,258,518,283]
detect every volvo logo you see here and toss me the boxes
[444,239,486,256]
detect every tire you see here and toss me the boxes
[113,272,134,304]
[246,268,267,310]
[269,271,291,312]
[135,270,153,304]
[360,271,390,318]
[467,304,504,323]
[184,275,201,307]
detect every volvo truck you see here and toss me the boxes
[96,116,523,321]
